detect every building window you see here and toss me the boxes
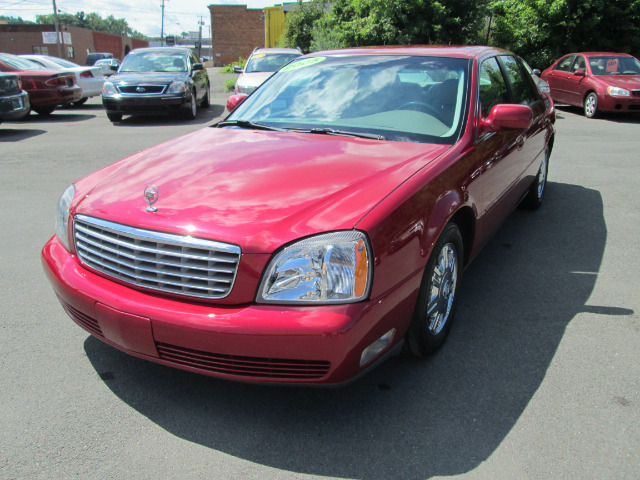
[67,46,74,59]
[32,46,49,55]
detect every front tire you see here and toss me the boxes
[406,223,463,356]
[201,85,210,108]
[107,112,123,122]
[184,90,197,119]
[584,92,599,118]
[520,145,549,210]
[73,97,88,106]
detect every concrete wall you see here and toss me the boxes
[0,24,148,64]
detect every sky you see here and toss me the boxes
[0,0,279,37]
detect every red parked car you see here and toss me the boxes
[0,53,82,115]
[42,46,555,385]
[541,52,640,118]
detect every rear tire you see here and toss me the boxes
[73,98,88,106]
[33,106,55,116]
[406,223,463,356]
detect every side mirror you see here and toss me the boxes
[193,63,204,71]
[479,104,533,136]
[226,93,247,112]
[110,64,118,72]
[233,66,243,74]
[532,68,541,76]
[573,69,586,76]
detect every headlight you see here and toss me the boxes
[102,82,117,95]
[258,231,372,304]
[236,84,255,94]
[168,81,188,94]
[55,184,75,251]
[607,86,630,96]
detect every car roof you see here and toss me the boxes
[570,52,635,57]
[303,45,512,60]
[128,47,193,55]
[252,48,302,55]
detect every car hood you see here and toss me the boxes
[597,74,640,90]
[73,127,449,253]
[237,72,273,88]
[108,72,189,84]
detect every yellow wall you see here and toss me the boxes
[264,6,285,47]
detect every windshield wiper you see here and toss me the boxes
[292,127,386,141]
[216,120,287,132]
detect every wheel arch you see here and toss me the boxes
[448,206,475,267]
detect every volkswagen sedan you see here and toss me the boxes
[42,46,555,385]
[541,52,640,118]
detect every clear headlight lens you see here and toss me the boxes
[607,86,630,96]
[55,184,75,251]
[258,231,372,304]
[102,82,117,95]
[168,81,188,94]
[236,84,255,94]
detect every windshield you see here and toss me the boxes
[245,53,301,73]
[228,54,470,144]
[588,55,640,75]
[120,52,188,73]
[50,58,80,68]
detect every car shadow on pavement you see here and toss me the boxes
[15,113,97,123]
[110,105,225,127]
[84,181,617,479]
[0,128,47,141]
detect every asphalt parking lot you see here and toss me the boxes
[1,70,639,479]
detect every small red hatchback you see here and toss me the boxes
[541,52,640,118]
[42,46,555,385]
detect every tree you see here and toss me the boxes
[278,0,330,52]
[35,11,147,39]
[489,0,640,68]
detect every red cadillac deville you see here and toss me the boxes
[42,46,555,385]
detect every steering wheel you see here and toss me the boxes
[399,101,441,118]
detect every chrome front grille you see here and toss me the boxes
[73,215,241,299]
[117,85,166,94]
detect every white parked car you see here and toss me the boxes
[20,54,104,105]
[234,47,302,94]
[94,58,121,76]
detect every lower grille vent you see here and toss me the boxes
[156,342,331,380]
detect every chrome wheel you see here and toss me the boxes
[426,243,458,334]
[536,151,548,199]
[584,93,598,118]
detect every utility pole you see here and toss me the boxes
[161,0,167,46]
[198,15,203,59]
[52,0,62,58]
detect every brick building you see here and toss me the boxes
[0,23,148,64]
[208,3,299,67]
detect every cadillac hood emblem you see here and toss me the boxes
[144,185,159,212]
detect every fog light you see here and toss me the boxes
[360,329,396,367]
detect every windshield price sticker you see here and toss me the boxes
[281,57,325,72]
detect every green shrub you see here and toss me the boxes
[219,57,246,74]
[224,79,236,92]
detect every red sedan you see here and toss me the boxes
[42,46,555,385]
[0,53,82,115]
[541,52,640,118]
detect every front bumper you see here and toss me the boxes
[599,93,640,113]
[102,94,190,115]
[42,236,420,385]
[0,90,30,121]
